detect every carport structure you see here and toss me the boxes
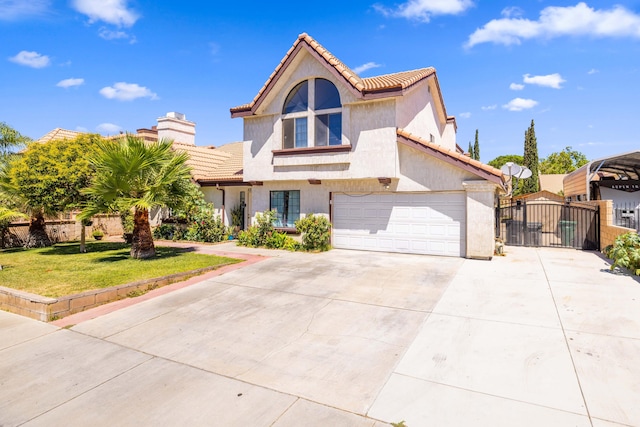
[564,150,640,202]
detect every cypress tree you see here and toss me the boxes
[522,119,539,194]
[468,141,473,158]
[473,129,480,161]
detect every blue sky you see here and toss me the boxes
[1,0,639,163]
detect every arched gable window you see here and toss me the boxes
[282,78,342,149]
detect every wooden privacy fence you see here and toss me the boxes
[1,215,123,248]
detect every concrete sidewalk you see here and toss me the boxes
[1,245,639,426]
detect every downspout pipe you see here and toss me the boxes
[216,184,225,225]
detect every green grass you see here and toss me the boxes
[0,241,242,298]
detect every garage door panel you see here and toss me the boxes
[333,193,465,257]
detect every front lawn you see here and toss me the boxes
[0,241,241,298]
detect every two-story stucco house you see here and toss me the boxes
[227,33,503,259]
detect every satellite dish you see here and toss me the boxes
[516,167,532,179]
[500,162,522,176]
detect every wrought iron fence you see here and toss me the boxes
[612,202,639,231]
[496,201,599,250]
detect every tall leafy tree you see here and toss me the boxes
[488,154,524,169]
[473,129,480,161]
[539,146,588,174]
[80,135,192,259]
[0,135,98,248]
[468,141,474,158]
[521,119,539,194]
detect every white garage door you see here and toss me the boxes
[332,193,466,257]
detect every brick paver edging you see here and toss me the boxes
[0,264,237,322]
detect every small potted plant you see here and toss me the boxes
[92,229,105,240]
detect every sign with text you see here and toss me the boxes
[598,179,640,193]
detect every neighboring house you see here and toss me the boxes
[126,112,246,227]
[228,33,504,259]
[37,128,85,143]
[564,150,640,229]
[35,113,246,227]
[512,190,565,204]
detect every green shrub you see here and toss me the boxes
[184,215,226,243]
[295,213,331,251]
[236,210,302,250]
[153,223,176,240]
[236,227,257,247]
[605,232,640,275]
[237,210,277,247]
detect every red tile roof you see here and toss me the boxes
[170,141,243,183]
[231,33,446,120]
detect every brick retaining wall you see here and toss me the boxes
[0,264,231,321]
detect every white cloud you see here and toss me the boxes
[75,126,89,132]
[502,98,538,111]
[98,27,136,43]
[523,73,565,89]
[0,0,50,20]
[510,83,524,90]
[96,123,122,134]
[466,2,640,48]
[588,68,599,74]
[374,0,474,23]
[501,6,523,19]
[99,82,158,101]
[481,104,497,110]
[352,62,383,74]
[57,78,85,88]
[71,0,139,27]
[9,50,50,68]
[459,112,471,118]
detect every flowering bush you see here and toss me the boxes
[184,215,226,243]
[295,213,331,251]
[153,183,226,243]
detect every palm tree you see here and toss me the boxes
[80,135,192,259]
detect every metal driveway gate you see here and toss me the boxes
[496,201,599,250]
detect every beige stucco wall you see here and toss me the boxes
[242,50,454,183]
[201,185,251,228]
[463,181,499,259]
[249,179,385,225]
[397,144,478,191]
[396,83,456,152]
[235,47,503,258]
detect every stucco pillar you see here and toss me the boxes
[463,180,499,260]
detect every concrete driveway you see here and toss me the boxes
[1,244,639,426]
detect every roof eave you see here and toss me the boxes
[397,131,504,188]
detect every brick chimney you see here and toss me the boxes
[156,112,195,145]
